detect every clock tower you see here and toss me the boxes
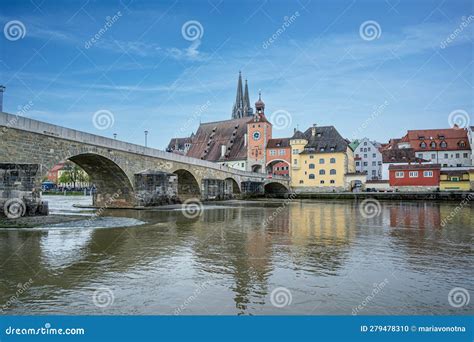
[247,92,272,173]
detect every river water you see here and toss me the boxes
[0,195,472,315]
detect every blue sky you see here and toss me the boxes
[1,0,473,149]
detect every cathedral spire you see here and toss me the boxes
[243,79,253,117]
[232,71,244,119]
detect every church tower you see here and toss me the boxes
[232,72,254,119]
[247,91,272,173]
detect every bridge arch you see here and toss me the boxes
[225,177,241,195]
[67,153,135,207]
[173,169,201,201]
[264,182,289,197]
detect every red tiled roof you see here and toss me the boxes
[186,117,250,162]
[382,148,428,163]
[389,163,441,170]
[267,138,290,148]
[404,128,470,152]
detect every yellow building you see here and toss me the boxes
[289,125,355,192]
[440,168,473,191]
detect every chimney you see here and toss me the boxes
[221,144,226,158]
[311,123,317,137]
[293,128,296,134]
[0,86,5,112]
[244,133,248,146]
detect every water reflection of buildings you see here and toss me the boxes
[389,202,441,229]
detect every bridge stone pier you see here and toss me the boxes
[0,111,290,209]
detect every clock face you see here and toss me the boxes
[253,131,261,141]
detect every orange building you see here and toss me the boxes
[266,138,290,177]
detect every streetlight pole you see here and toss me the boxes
[144,130,148,147]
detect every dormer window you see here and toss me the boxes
[430,142,436,148]
[440,141,447,148]
[419,136,425,140]
[459,141,466,148]
[317,133,321,137]
[420,142,427,148]
[439,135,445,139]
[320,147,325,152]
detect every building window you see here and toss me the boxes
[409,171,419,178]
[319,170,325,175]
[395,171,404,178]
[364,154,367,158]
[293,159,298,165]
[455,153,460,158]
[444,153,448,158]
[463,153,468,158]
[356,161,360,166]
[320,148,325,152]
[320,180,325,184]
[420,142,427,148]
[319,158,325,164]
[423,171,433,177]
[330,180,335,184]
[279,149,285,155]
[378,161,381,165]
[363,162,368,166]
[309,174,315,179]
[355,154,359,158]
[309,155,314,159]
[270,150,276,156]
[372,170,376,176]
[418,153,423,158]
[372,153,376,158]
[309,163,315,169]
[292,149,299,154]
[430,142,436,148]
[372,161,376,166]
[364,142,367,146]
[459,141,466,148]
[330,169,336,175]
[431,154,436,160]
[440,141,447,148]
[299,180,304,184]
[330,158,336,163]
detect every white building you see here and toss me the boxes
[353,138,382,180]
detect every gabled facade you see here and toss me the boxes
[387,127,471,167]
[289,125,355,191]
[353,137,382,180]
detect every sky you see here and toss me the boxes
[1,0,473,149]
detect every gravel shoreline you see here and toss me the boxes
[0,215,86,228]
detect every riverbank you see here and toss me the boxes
[290,191,474,201]
[0,215,85,228]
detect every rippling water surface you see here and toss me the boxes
[0,195,472,315]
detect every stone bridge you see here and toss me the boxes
[0,111,290,207]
